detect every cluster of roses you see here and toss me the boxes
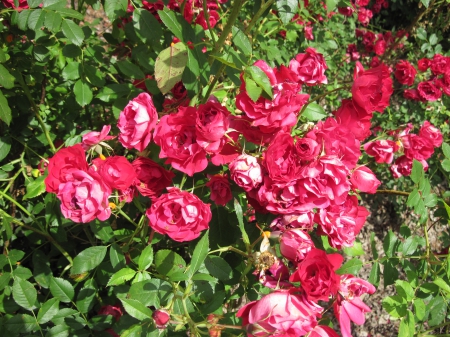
[400,54,450,102]
[0,0,29,9]
[338,0,389,26]
[126,0,227,30]
[364,121,443,178]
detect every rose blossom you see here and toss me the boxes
[205,174,232,206]
[57,170,111,223]
[394,60,417,86]
[357,7,372,26]
[430,54,450,75]
[237,290,323,337]
[417,81,442,101]
[390,155,430,178]
[374,38,386,55]
[45,144,89,193]
[401,134,435,161]
[350,166,381,194]
[99,156,137,191]
[82,125,115,150]
[289,47,328,86]
[152,309,170,329]
[403,88,423,101]
[333,98,372,141]
[309,326,340,337]
[419,121,443,147]
[351,63,393,114]
[229,154,263,192]
[295,137,320,161]
[146,187,211,242]
[364,140,398,164]
[290,248,343,301]
[195,100,230,153]
[279,229,315,262]
[98,304,123,322]
[1,0,28,9]
[304,26,314,40]
[153,106,208,176]
[117,92,158,152]
[436,73,450,96]
[132,157,175,199]
[417,58,431,72]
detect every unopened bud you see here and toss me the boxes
[152,309,170,329]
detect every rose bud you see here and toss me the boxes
[350,166,381,194]
[279,229,315,262]
[229,154,263,192]
[152,309,170,329]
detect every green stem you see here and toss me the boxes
[375,189,410,196]
[14,71,56,153]
[117,208,139,227]
[208,246,250,257]
[244,0,275,34]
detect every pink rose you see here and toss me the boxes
[350,166,381,194]
[152,309,170,329]
[237,290,323,337]
[82,125,115,150]
[45,144,88,193]
[357,7,372,26]
[309,326,340,337]
[401,134,435,161]
[118,92,158,152]
[229,154,263,192]
[390,155,429,178]
[419,121,443,147]
[290,248,343,301]
[57,170,111,223]
[394,60,417,86]
[153,106,208,176]
[417,81,442,101]
[195,101,230,154]
[146,187,211,242]
[270,212,315,231]
[205,174,232,206]
[132,157,174,199]
[279,229,315,262]
[364,139,398,163]
[351,63,393,114]
[1,0,29,9]
[289,47,328,86]
[334,99,372,141]
[295,137,321,161]
[304,26,314,40]
[99,156,137,191]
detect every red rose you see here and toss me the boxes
[1,0,28,9]
[334,99,372,141]
[394,60,417,86]
[417,58,431,72]
[289,47,328,86]
[436,73,450,96]
[419,121,443,147]
[146,188,211,242]
[363,139,399,164]
[390,155,428,178]
[401,134,435,161]
[153,107,208,176]
[98,304,123,322]
[295,137,320,161]
[99,156,137,191]
[195,101,230,154]
[351,63,393,114]
[206,174,232,206]
[152,309,170,329]
[45,144,88,193]
[290,248,343,301]
[117,93,158,152]
[374,39,386,55]
[350,165,381,194]
[430,54,450,75]
[304,26,314,40]
[132,157,174,199]
[417,81,442,101]
[357,7,372,26]
[403,89,423,102]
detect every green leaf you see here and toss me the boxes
[232,26,252,56]
[399,310,415,337]
[76,279,97,313]
[110,243,126,270]
[186,231,209,279]
[395,280,415,301]
[420,0,430,8]
[441,159,450,171]
[302,102,327,121]
[54,8,85,20]
[44,10,62,32]
[23,176,46,200]
[244,77,262,102]
[120,298,153,320]
[121,324,143,337]
[382,295,407,318]
[424,193,437,207]
[383,230,399,258]
[37,298,59,324]
[133,9,162,47]
[204,255,233,281]
[433,277,450,295]
[107,268,136,286]
[326,0,339,12]
[61,19,85,46]
[17,9,32,31]
[50,277,74,303]
[336,258,363,275]
[414,298,426,321]
[158,8,196,43]
[410,160,424,184]
[428,296,447,326]
[276,0,298,24]
[246,65,273,99]
[429,33,438,45]
[71,246,107,275]
[43,0,66,9]
[62,62,81,81]
[8,249,25,264]
[368,262,380,287]
[104,0,128,22]
[0,64,15,89]
[402,236,419,256]
[12,278,37,309]
[154,43,188,94]
[416,28,427,40]
[234,198,250,246]
[343,241,364,256]
[5,314,38,334]
[96,84,131,102]
[45,325,70,337]
[383,260,399,287]
[27,9,46,30]
[155,249,187,277]
[442,143,450,158]
[129,279,172,307]
[28,0,43,8]
[74,80,93,107]
[84,64,105,87]
[117,60,145,79]
[33,250,52,288]
[138,245,154,271]
[0,91,12,126]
